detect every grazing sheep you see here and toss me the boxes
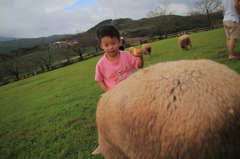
[142,43,151,58]
[178,35,192,51]
[94,59,240,159]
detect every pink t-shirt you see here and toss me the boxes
[95,51,139,88]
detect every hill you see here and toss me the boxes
[0,13,223,55]
[0,37,18,42]
[87,14,222,38]
[0,34,70,54]
[0,28,239,158]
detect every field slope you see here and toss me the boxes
[0,28,240,159]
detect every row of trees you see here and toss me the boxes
[147,0,222,37]
[0,32,100,83]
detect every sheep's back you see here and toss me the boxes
[142,43,151,51]
[178,35,190,46]
[96,59,240,159]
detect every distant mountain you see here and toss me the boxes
[0,34,70,54]
[87,14,223,39]
[0,13,223,55]
[87,18,133,33]
[87,18,152,38]
[0,37,18,42]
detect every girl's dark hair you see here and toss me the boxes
[96,24,120,43]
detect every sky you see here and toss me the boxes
[0,0,200,39]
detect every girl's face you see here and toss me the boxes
[100,36,121,58]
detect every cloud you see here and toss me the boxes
[171,3,190,15]
[0,0,199,38]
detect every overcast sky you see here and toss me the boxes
[0,0,200,38]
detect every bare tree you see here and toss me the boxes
[23,53,41,76]
[2,54,25,80]
[59,48,73,63]
[0,65,7,84]
[28,53,45,72]
[71,32,88,60]
[34,46,54,70]
[147,2,175,37]
[88,33,100,55]
[189,0,221,27]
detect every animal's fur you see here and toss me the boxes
[95,59,240,159]
[178,35,192,51]
[142,43,151,58]
[129,47,142,56]
[129,47,135,55]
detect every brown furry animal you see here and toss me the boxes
[129,47,142,56]
[94,59,240,159]
[129,47,135,55]
[178,35,192,51]
[142,43,151,58]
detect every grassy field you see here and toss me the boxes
[1,28,240,159]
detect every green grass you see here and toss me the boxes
[131,28,240,72]
[1,28,240,159]
[0,58,104,159]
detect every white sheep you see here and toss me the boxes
[142,43,151,58]
[93,59,240,159]
[178,35,192,51]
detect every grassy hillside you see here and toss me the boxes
[0,28,240,159]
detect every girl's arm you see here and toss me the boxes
[138,56,144,69]
[98,80,110,92]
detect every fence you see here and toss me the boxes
[0,50,105,86]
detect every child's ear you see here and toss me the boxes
[99,44,104,49]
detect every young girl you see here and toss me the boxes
[95,24,144,92]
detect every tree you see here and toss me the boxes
[189,0,221,27]
[88,33,100,55]
[28,53,45,72]
[147,2,175,37]
[0,65,7,83]
[71,32,88,60]
[2,53,25,80]
[59,48,73,63]
[34,46,55,70]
